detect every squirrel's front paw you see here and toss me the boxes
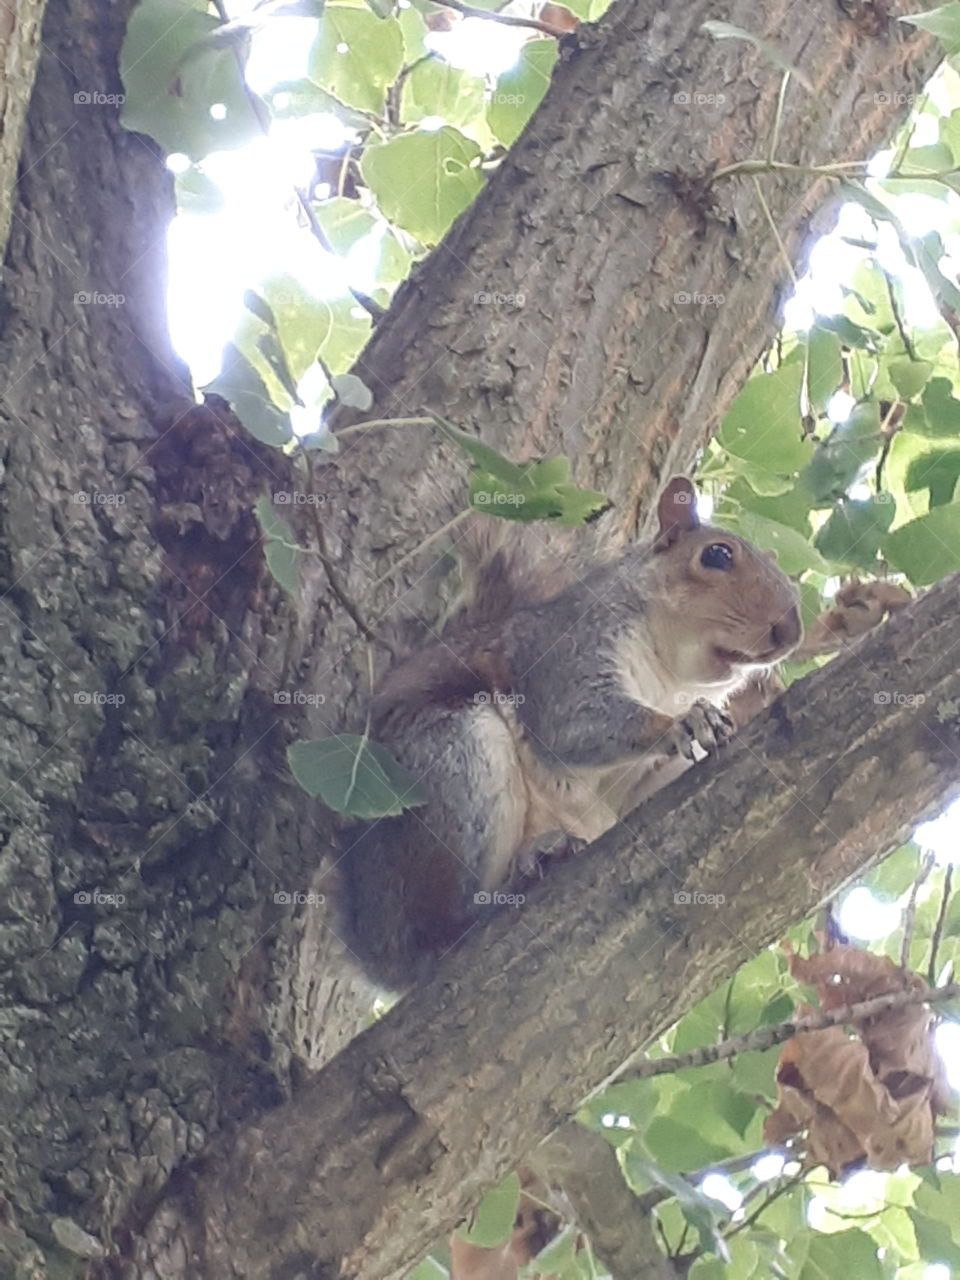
[668,699,734,761]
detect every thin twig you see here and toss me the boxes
[874,402,896,495]
[767,72,790,166]
[884,269,917,361]
[723,1170,804,1241]
[428,0,569,38]
[619,982,960,1083]
[890,91,929,176]
[334,415,435,437]
[712,157,960,183]
[303,453,395,656]
[901,850,936,969]
[373,509,473,588]
[752,175,797,287]
[929,863,955,985]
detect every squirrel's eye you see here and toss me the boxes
[701,543,734,571]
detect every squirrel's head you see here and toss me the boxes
[650,476,802,686]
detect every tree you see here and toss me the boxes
[0,0,956,1276]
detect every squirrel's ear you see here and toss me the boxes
[654,476,700,548]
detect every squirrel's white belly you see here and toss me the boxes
[494,703,684,849]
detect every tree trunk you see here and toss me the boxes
[0,0,941,1276]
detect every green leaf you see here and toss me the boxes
[457,1172,521,1248]
[330,373,373,409]
[309,7,404,113]
[313,198,379,256]
[718,477,812,534]
[889,356,934,400]
[715,508,828,575]
[717,363,811,474]
[883,502,960,584]
[287,735,427,817]
[487,40,558,147]
[801,401,882,504]
[626,1156,730,1262]
[865,842,920,897]
[799,1230,883,1279]
[904,447,960,507]
[433,416,527,483]
[361,127,483,245]
[700,20,812,90]
[806,325,843,415]
[401,57,486,129]
[175,165,225,214]
[909,376,960,437]
[909,1211,960,1268]
[267,77,373,133]
[901,4,960,55]
[119,0,263,159]
[205,344,293,447]
[255,496,302,595]
[433,416,609,526]
[407,1259,448,1280]
[813,496,895,568]
[643,1116,732,1171]
[816,311,881,352]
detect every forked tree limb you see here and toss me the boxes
[132,575,960,1278]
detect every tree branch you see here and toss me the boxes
[622,980,960,1084]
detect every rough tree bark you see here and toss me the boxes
[0,0,943,1275]
[133,575,960,1279]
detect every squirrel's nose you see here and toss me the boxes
[771,607,802,653]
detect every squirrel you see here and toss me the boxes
[341,476,802,990]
